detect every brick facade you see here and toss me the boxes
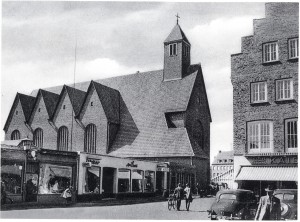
[231,2,298,155]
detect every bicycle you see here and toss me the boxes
[167,194,176,210]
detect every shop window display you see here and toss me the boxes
[1,162,23,194]
[144,170,155,192]
[132,170,143,192]
[38,163,72,194]
[84,167,101,193]
[118,168,130,193]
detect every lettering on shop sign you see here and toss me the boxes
[250,156,298,165]
[126,161,138,168]
[87,158,101,165]
[157,166,170,172]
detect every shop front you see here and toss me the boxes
[1,141,27,203]
[168,162,196,192]
[77,153,167,201]
[235,154,298,197]
[1,139,78,205]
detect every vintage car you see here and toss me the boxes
[273,189,297,220]
[208,189,257,220]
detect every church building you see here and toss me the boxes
[2,21,211,203]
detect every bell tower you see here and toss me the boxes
[163,16,191,81]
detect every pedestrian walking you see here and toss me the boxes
[254,185,281,220]
[184,183,193,211]
[173,183,184,211]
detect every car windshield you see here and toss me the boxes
[219,193,237,200]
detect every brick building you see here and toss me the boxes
[2,22,211,202]
[231,3,298,195]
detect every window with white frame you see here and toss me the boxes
[169,43,177,56]
[285,119,297,151]
[263,42,278,63]
[289,38,298,59]
[276,79,293,100]
[248,121,273,153]
[251,82,267,103]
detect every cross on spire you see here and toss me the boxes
[176,13,180,24]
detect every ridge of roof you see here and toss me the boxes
[3,93,36,132]
[164,24,190,45]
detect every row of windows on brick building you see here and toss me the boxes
[263,37,298,63]
[251,78,296,103]
[10,124,97,153]
[247,118,297,153]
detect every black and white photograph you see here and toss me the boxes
[0,1,298,220]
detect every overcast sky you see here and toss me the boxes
[1,1,267,162]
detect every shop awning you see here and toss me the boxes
[235,166,298,181]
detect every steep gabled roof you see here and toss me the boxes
[28,89,59,124]
[50,85,86,121]
[3,93,35,132]
[164,24,190,44]
[76,81,120,124]
[36,65,203,157]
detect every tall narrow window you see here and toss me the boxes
[285,119,297,152]
[276,79,293,100]
[57,126,68,151]
[84,124,97,153]
[169,43,177,56]
[289,38,298,59]
[263,42,278,63]
[11,130,20,140]
[248,121,273,153]
[251,82,267,103]
[33,128,43,148]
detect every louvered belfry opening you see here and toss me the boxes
[33,128,43,148]
[84,124,97,154]
[11,130,20,140]
[57,126,69,151]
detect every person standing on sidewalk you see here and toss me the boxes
[184,183,193,211]
[173,183,184,211]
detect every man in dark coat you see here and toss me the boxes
[255,185,281,220]
[174,183,184,211]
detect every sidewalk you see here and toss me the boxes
[1,195,168,211]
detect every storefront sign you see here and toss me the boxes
[126,161,138,168]
[157,166,170,172]
[249,156,298,165]
[86,158,101,165]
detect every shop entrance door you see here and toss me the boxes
[25,163,39,202]
[102,167,115,198]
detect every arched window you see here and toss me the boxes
[33,128,43,148]
[84,124,97,153]
[11,130,20,140]
[57,126,69,151]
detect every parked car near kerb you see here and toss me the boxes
[273,189,297,220]
[208,189,257,220]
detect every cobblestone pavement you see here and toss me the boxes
[1,196,215,220]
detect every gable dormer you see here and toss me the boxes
[28,89,60,125]
[163,23,191,81]
[3,93,35,139]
